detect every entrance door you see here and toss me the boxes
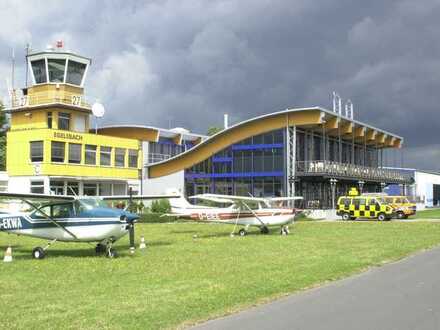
[433,184,440,206]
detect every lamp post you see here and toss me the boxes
[330,178,338,209]
[380,182,386,193]
[358,180,365,194]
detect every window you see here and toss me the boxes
[30,141,43,162]
[128,149,138,168]
[51,141,65,162]
[100,146,112,166]
[58,112,71,130]
[353,199,360,208]
[30,180,44,194]
[115,148,125,167]
[83,183,98,196]
[85,145,97,165]
[68,143,81,164]
[52,203,74,218]
[66,182,79,196]
[47,112,52,128]
[47,59,66,83]
[50,180,64,195]
[30,205,51,219]
[66,60,86,85]
[31,59,47,84]
[73,114,86,132]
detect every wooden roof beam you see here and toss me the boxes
[366,129,377,141]
[375,132,386,145]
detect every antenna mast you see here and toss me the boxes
[25,43,30,87]
[11,48,15,91]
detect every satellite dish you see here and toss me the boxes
[92,102,105,118]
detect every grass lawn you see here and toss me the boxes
[2,221,440,329]
[414,208,440,219]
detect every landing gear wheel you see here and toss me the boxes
[377,213,386,221]
[260,226,269,235]
[107,248,118,258]
[238,229,247,237]
[95,243,106,255]
[280,227,289,235]
[32,247,45,259]
[342,213,350,221]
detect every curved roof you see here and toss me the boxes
[96,125,206,143]
[147,107,404,179]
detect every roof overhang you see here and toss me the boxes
[147,107,404,179]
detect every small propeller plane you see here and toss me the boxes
[0,191,178,259]
[167,193,304,236]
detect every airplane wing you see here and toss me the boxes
[0,192,75,201]
[190,194,303,203]
[99,194,180,201]
[188,195,235,204]
[189,194,267,203]
[269,197,303,202]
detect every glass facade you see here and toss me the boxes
[185,130,285,197]
[148,138,193,163]
[183,127,400,207]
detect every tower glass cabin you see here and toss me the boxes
[5,45,142,196]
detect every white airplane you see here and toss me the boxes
[0,191,178,259]
[167,193,304,236]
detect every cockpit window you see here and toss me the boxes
[30,205,51,219]
[52,203,74,218]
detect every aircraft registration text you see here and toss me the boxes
[0,217,23,230]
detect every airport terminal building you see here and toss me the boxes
[146,108,412,208]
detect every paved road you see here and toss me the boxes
[192,247,440,330]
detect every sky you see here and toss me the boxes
[0,0,439,170]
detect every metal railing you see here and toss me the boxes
[296,160,412,183]
[147,153,172,164]
[7,93,92,110]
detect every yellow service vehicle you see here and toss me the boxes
[337,189,395,221]
[382,196,416,219]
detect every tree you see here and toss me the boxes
[207,126,223,136]
[0,102,7,171]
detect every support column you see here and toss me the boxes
[286,125,296,202]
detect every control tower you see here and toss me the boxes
[4,42,141,195]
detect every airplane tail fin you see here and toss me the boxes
[165,188,192,212]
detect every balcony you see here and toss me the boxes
[296,161,412,184]
[5,93,93,111]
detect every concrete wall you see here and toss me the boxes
[142,170,184,195]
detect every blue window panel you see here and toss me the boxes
[212,157,233,162]
[185,171,284,179]
[231,143,283,151]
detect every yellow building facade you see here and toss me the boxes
[5,46,142,195]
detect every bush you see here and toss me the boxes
[150,199,171,214]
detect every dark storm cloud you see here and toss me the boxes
[1,0,440,170]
